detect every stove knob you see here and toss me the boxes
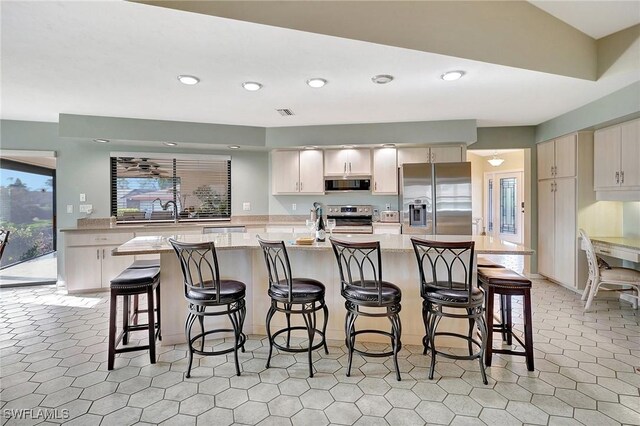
[358,208,362,212]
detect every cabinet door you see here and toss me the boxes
[65,247,102,291]
[537,140,555,180]
[554,134,576,178]
[299,150,324,194]
[101,246,135,288]
[554,178,576,288]
[373,224,401,235]
[397,148,430,166]
[594,126,621,189]
[347,149,371,175]
[372,148,398,194]
[620,119,640,188]
[272,151,300,194]
[537,180,555,278]
[324,150,348,176]
[430,146,462,163]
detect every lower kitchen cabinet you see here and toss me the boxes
[64,231,134,292]
[373,223,401,234]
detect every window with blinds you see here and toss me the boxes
[110,156,231,222]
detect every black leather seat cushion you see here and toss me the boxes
[129,259,161,269]
[269,278,325,301]
[187,279,246,303]
[425,286,484,304]
[111,267,160,289]
[343,280,401,305]
[477,268,532,288]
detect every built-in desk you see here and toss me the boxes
[113,233,533,347]
[582,237,640,263]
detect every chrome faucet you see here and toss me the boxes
[153,198,179,223]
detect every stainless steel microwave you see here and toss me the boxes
[324,178,371,192]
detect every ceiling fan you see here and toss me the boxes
[117,157,169,177]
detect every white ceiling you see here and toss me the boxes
[529,1,640,39]
[1,1,638,129]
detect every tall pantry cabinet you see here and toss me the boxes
[537,132,594,291]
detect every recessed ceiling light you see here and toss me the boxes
[304,146,319,150]
[93,138,109,143]
[163,142,178,146]
[177,75,200,85]
[372,74,394,84]
[382,143,396,148]
[341,145,355,149]
[441,70,465,81]
[228,145,241,150]
[242,81,263,91]
[307,78,327,88]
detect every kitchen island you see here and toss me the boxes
[113,233,534,347]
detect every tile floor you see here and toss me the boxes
[0,278,639,426]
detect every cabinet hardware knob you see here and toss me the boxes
[615,171,620,184]
[300,181,303,190]
[621,171,624,184]
[96,249,99,260]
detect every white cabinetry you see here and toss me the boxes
[272,150,324,195]
[536,132,594,291]
[64,232,134,292]
[324,149,371,176]
[594,119,640,192]
[372,148,398,194]
[397,145,463,166]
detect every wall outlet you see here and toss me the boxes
[242,202,251,211]
[385,203,391,210]
[79,204,93,213]
[292,203,297,211]
[67,205,73,214]
[80,193,86,202]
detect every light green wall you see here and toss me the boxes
[535,82,640,142]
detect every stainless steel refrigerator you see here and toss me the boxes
[399,162,472,235]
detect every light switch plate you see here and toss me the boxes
[242,202,251,211]
[80,193,86,202]
[79,204,93,213]
[67,205,73,214]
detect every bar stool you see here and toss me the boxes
[330,238,403,381]
[108,266,161,370]
[127,259,161,326]
[411,238,488,384]
[477,267,534,371]
[257,237,329,378]
[476,257,510,342]
[168,239,247,378]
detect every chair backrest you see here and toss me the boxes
[411,237,475,299]
[579,229,599,281]
[330,238,384,303]
[257,236,294,303]
[0,229,9,262]
[168,238,221,301]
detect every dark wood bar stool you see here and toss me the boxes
[127,259,161,326]
[477,267,534,371]
[108,266,161,370]
[476,257,511,342]
[411,238,488,385]
[477,257,505,269]
[169,239,247,378]
[257,237,329,378]
[330,238,403,381]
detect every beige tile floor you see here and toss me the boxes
[0,277,638,426]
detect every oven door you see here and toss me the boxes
[330,216,373,234]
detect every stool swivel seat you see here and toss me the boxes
[108,265,161,370]
[169,239,247,378]
[477,267,534,371]
[258,237,329,378]
[411,238,488,384]
[330,238,403,381]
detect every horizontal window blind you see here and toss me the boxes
[110,156,231,222]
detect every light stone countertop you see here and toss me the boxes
[112,232,534,256]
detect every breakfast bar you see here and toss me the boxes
[112,232,534,347]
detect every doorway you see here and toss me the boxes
[0,151,57,286]
[485,171,524,244]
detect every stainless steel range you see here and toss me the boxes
[326,205,373,234]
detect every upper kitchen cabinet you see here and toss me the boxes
[537,134,576,180]
[272,150,324,195]
[594,119,640,191]
[372,148,397,194]
[324,148,371,176]
[397,145,463,166]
